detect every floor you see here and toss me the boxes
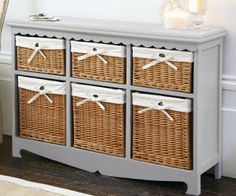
[0,136,236,196]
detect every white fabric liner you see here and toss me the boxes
[18,76,66,95]
[133,93,192,113]
[72,83,125,104]
[0,175,90,196]
[71,41,125,58]
[15,35,65,50]
[133,47,193,62]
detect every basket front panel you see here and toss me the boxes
[19,88,66,145]
[17,47,65,75]
[72,52,125,84]
[133,57,193,93]
[132,105,192,170]
[73,97,125,157]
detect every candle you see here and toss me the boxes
[189,0,207,13]
[163,10,190,30]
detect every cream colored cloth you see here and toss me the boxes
[0,181,63,196]
[0,175,90,196]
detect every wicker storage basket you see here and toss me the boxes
[133,47,193,93]
[16,36,66,75]
[71,41,126,84]
[72,84,125,157]
[18,76,66,145]
[132,93,192,170]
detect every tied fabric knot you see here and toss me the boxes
[142,54,178,71]
[27,43,47,64]
[27,86,53,104]
[77,48,108,64]
[76,94,105,110]
[138,101,174,121]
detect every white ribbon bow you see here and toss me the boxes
[138,102,174,121]
[76,94,105,110]
[27,44,47,64]
[27,86,53,104]
[142,55,178,71]
[77,48,108,64]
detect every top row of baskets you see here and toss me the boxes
[16,36,193,93]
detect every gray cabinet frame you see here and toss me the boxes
[9,18,226,195]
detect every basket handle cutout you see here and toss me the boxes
[159,53,166,58]
[93,94,99,98]
[27,43,47,64]
[77,48,108,64]
[27,86,53,104]
[138,101,174,121]
[76,94,105,110]
[142,53,178,71]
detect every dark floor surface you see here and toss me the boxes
[0,136,236,196]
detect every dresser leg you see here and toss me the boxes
[12,147,22,158]
[214,162,222,179]
[186,175,201,196]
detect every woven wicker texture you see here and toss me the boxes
[133,57,193,93]
[17,46,65,75]
[73,96,125,157]
[72,52,126,84]
[132,105,192,170]
[19,88,66,145]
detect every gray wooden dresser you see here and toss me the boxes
[9,17,226,195]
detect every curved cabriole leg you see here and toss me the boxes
[12,148,22,158]
[186,176,201,196]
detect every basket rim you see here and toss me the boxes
[18,76,66,95]
[16,35,65,50]
[133,47,193,62]
[133,92,192,113]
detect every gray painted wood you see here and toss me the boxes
[214,38,224,179]
[197,46,220,171]
[66,39,72,147]
[125,44,132,159]
[13,137,196,181]
[11,27,200,51]
[8,18,226,196]
[14,70,67,81]
[8,17,226,43]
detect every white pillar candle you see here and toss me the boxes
[163,10,190,30]
[189,0,207,13]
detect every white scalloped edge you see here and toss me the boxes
[13,29,196,52]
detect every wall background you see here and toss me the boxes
[0,0,236,178]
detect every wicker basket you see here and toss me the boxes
[132,93,192,170]
[72,84,125,157]
[18,76,66,145]
[133,47,193,93]
[71,41,126,84]
[16,36,66,75]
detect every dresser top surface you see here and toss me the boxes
[8,17,226,43]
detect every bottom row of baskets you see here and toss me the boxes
[18,76,193,170]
